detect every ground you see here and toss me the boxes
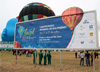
[0,50,100,72]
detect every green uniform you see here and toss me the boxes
[47,52,51,65]
[44,52,47,65]
[33,51,37,64]
[39,52,43,65]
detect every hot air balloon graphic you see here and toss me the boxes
[62,7,83,31]
[18,2,55,22]
[18,26,25,38]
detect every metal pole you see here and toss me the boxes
[99,51,100,71]
[16,50,17,64]
[35,51,37,64]
[35,50,36,67]
[93,50,95,72]
[60,50,62,70]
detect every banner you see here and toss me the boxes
[15,11,98,49]
[0,41,14,49]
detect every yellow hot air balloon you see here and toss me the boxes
[62,7,83,31]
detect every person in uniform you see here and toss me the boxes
[44,50,47,65]
[47,51,51,65]
[39,50,43,65]
[33,50,37,64]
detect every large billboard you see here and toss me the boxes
[14,11,98,50]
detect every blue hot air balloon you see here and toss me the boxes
[1,18,18,41]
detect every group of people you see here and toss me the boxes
[12,49,99,66]
[26,50,33,57]
[33,50,51,65]
[75,51,99,66]
[12,49,52,65]
[13,49,27,56]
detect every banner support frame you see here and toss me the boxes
[60,50,62,70]
[16,50,17,64]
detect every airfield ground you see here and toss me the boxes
[0,50,100,72]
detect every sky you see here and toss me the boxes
[0,0,100,47]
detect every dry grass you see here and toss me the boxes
[0,51,100,72]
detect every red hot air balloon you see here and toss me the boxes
[14,41,21,48]
[62,7,83,31]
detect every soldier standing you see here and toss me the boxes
[44,50,47,65]
[47,51,51,65]
[39,50,43,65]
[33,50,37,64]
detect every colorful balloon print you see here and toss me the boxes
[18,26,25,38]
[62,7,83,30]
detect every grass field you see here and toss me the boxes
[0,50,100,72]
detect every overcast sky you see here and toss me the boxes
[0,0,100,47]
